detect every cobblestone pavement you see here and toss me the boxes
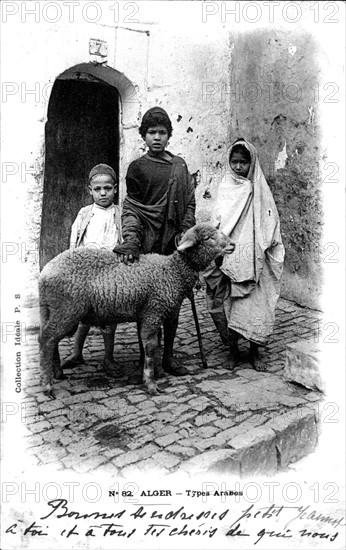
[21,291,323,477]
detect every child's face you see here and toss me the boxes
[89,175,116,207]
[145,125,169,155]
[230,151,251,178]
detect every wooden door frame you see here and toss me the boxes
[53,63,141,206]
[39,63,141,268]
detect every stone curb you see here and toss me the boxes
[180,406,318,477]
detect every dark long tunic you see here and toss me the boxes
[126,154,172,205]
[116,152,196,256]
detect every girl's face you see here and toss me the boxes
[230,150,251,178]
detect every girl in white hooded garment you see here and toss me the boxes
[204,138,285,371]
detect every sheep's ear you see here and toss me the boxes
[177,237,196,251]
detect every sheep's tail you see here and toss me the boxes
[39,302,50,327]
[38,278,50,331]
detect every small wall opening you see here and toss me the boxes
[39,76,119,269]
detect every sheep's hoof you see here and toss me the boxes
[154,366,167,380]
[44,388,56,400]
[54,372,66,380]
[146,382,160,396]
[61,354,85,368]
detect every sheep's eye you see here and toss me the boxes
[204,236,211,241]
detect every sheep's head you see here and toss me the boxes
[177,223,234,271]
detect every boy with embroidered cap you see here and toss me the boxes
[114,107,196,376]
[62,163,121,375]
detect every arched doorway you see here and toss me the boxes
[39,63,139,269]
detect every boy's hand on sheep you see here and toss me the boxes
[119,253,139,265]
[113,242,140,263]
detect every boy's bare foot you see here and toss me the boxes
[127,374,143,385]
[163,357,188,376]
[249,343,267,372]
[61,354,85,368]
[224,343,239,371]
[253,360,267,372]
[154,364,167,379]
[102,358,122,377]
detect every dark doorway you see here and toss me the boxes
[39,78,119,269]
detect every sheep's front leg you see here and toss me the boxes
[142,335,160,396]
[138,322,165,381]
[162,311,179,367]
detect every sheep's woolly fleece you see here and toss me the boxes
[39,223,231,395]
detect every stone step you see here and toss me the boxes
[284,338,324,392]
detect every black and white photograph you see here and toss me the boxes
[1,1,345,548]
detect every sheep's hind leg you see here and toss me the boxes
[40,315,81,399]
[61,323,89,368]
[40,331,62,399]
[142,334,161,395]
[101,324,122,377]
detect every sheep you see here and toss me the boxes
[39,223,232,398]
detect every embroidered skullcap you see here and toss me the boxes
[89,164,117,183]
